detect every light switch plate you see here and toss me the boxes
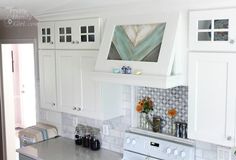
[103,125,109,135]
[73,117,78,126]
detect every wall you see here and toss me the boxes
[36,0,236,21]
[0,18,38,40]
[135,86,188,134]
[0,14,39,160]
[39,85,132,153]
[33,1,236,159]
[39,85,235,160]
[0,14,40,122]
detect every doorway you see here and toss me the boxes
[1,43,37,160]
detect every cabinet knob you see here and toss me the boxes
[76,41,79,44]
[50,41,54,44]
[52,102,56,106]
[77,107,81,111]
[227,136,232,141]
[71,41,75,44]
[229,39,235,44]
[72,106,76,110]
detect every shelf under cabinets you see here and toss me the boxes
[90,72,185,89]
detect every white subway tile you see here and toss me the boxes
[196,149,203,158]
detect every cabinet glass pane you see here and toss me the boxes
[88,35,95,42]
[66,35,72,42]
[81,26,87,33]
[214,19,229,29]
[66,27,71,34]
[42,36,46,43]
[214,32,228,41]
[42,28,46,35]
[59,28,65,34]
[47,36,51,43]
[88,26,95,33]
[198,32,211,41]
[60,36,65,42]
[81,35,87,42]
[47,28,51,35]
[198,20,211,29]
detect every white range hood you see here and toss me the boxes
[94,12,187,88]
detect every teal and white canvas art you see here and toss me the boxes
[107,23,166,62]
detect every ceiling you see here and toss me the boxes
[0,0,235,20]
[0,0,147,19]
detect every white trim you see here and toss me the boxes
[0,39,40,122]
[34,1,236,22]
[0,44,7,160]
[91,72,185,88]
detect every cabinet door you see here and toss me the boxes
[80,53,98,118]
[55,21,78,49]
[188,52,236,147]
[77,18,100,49]
[189,8,236,51]
[38,22,55,49]
[39,50,57,110]
[56,51,82,114]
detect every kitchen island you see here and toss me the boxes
[17,137,123,160]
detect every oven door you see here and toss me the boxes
[123,151,161,160]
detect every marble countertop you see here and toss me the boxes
[17,137,123,160]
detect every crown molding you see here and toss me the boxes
[34,1,150,21]
[33,0,236,22]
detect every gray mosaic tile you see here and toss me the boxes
[135,86,188,134]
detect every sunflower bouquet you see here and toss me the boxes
[136,97,154,114]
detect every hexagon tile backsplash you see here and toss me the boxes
[135,86,188,134]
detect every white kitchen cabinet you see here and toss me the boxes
[39,49,123,119]
[55,50,122,120]
[55,21,77,49]
[80,55,98,117]
[56,50,82,114]
[38,50,57,111]
[38,22,55,49]
[55,18,100,49]
[188,52,236,147]
[189,8,236,51]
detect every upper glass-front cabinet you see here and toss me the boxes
[55,21,76,49]
[38,22,55,49]
[55,19,100,49]
[77,19,100,49]
[189,9,236,51]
